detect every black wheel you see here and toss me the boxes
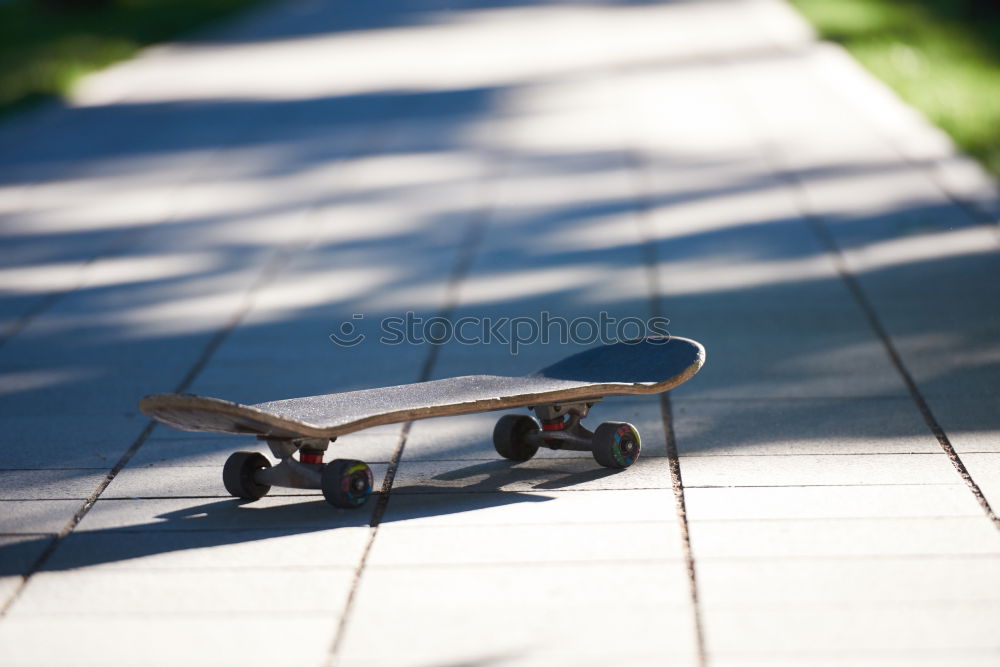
[592,422,641,469]
[492,414,540,462]
[223,451,272,499]
[322,459,374,508]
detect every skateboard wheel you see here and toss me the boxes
[592,422,641,469]
[493,414,540,462]
[322,459,373,509]
[222,451,272,500]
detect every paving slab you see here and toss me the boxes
[368,521,684,567]
[679,452,962,487]
[392,457,672,493]
[381,488,677,527]
[688,517,1000,559]
[0,536,52,609]
[0,614,339,667]
[702,604,1000,654]
[0,500,81,534]
[0,470,107,500]
[9,567,355,615]
[337,563,697,667]
[696,556,1000,606]
[44,526,370,572]
[684,484,984,520]
[710,655,1000,667]
[0,536,51,577]
[0,415,147,469]
[671,396,942,456]
[657,307,908,400]
[0,0,997,664]
[724,28,1000,407]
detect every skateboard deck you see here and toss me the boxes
[140,336,704,440]
[138,336,704,508]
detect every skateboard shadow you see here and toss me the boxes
[403,459,620,493]
[0,491,554,575]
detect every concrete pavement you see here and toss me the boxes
[0,0,998,665]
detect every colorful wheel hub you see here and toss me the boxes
[612,424,640,466]
[340,463,374,506]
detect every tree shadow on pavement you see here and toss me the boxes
[0,491,555,575]
[0,0,997,588]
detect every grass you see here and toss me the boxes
[788,0,1000,179]
[0,0,272,117]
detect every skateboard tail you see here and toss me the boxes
[533,336,704,384]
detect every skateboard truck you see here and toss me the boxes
[221,437,374,509]
[493,400,641,468]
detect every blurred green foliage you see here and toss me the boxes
[0,0,269,116]
[790,0,1000,179]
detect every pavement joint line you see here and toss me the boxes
[722,58,1000,532]
[386,489,667,495]
[0,99,301,351]
[31,566,353,572]
[0,118,392,617]
[349,520,680,529]
[0,496,106,501]
[4,11,997,663]
[0,291,66,348]
[367,558,689,569]
[694,553,1000,562]
[0,478,973,504]
[0,74,410,363]
[624,139,709,666]
[389,487,679,495]
[0,222,154,348]
[690,515,985,523]
[51,528,345,535]
[705,647,1000,659]
[170,230,315,397]
[0,467,114,471]
[8,610,345,619]
[325,524,378,667]
[662,392,709,666]
[327,155,498,667]
[798,41,1000,230]
[683,483,968,488]
[59,481,970,500]
[0,202,335,607]
[676,453,963,458]
[704,599,1000,612]
[55,520,681,535]
[0,421,156,618]
[812,224,1000,530]
[372,456,603,462]
[754,36,989,222]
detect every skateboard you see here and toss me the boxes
[139,336,705,508]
